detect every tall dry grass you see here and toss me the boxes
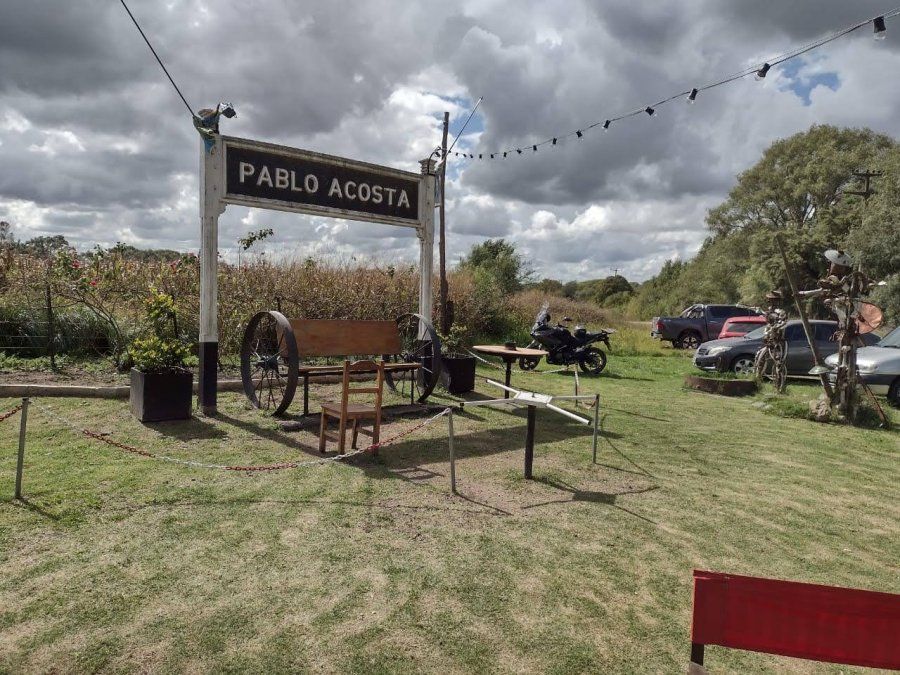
[1,251,662,357]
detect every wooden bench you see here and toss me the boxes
[240,311,442,416]
[291,319,419,415]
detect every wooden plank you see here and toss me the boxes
[298,362,419,374]
[290,320,401,357]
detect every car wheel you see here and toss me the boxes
[678,331,701,350]
[889,378,900,409]
[731,354,756,376]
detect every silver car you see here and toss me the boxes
[824,325,900,407]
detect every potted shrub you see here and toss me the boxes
[129,290,193,422]
[440,324,476,394]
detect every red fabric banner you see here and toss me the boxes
[691,570,900,669]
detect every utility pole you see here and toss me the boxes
[845,169,883,201]
[439,111,450,335]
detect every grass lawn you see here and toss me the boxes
[1,354,898,673]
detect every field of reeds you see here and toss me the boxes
[0,250,656,364]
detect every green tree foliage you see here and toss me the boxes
[628,125,900,321]
[458,238,533,296]
[527,275,635,307]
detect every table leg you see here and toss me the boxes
[524,405,536,479]
[504,359,512,398]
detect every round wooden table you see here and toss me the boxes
[472,345,548,398]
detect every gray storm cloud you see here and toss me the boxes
[1,0,898,280]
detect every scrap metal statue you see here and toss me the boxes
[799,249,883,422]
[755,290,788,393]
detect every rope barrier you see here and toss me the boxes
[29,400,452,473]
[0,404,22,423]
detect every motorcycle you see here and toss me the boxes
[519,304,615,374]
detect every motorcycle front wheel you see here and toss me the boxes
[578,347,607,375]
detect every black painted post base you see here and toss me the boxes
[524,405,536,479]
[690,642,704,667]
[199,341,218,415]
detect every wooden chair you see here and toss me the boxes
[318,359,385,455]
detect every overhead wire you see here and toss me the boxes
[118,0,197,119]
[451,8,900,161]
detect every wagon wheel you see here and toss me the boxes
[240,310,299,415]
[384,313,442,404]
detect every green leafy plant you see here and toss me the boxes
[439,323,471,357]
[129,289,191,373]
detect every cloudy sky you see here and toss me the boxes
[2,1,899,281]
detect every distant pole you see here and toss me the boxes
[775,235,833,399]
[439,111,450,335]
[845,169,883,202]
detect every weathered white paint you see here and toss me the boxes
[418,158,436,327]
[199,135,225,344]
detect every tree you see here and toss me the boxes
[458,239,533,296]
[0,221,14,248]
[528,278,564,294]
[627,125,897,319]
[24,235,70,257]
[707,125,893,236]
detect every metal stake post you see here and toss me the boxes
[524,405,536,479]
[592,394,600,463]
[448,408,457,494]
[14,397,29,500]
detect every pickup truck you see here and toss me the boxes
[651,303,762,349]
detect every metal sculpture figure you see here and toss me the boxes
[799,249,880,421]
[755,290,788,393]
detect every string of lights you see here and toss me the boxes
[446,8,900,162]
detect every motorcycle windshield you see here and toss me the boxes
[534,303,550,326]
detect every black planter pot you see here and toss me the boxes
[130,368,193,422]
[442,355,476,394]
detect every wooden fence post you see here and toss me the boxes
[15,397,29,500]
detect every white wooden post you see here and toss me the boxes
[418,159,436,324]
[199,133,226,415]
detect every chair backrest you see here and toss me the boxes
[290,320,401,357]
[340,359,385,411]
[691,570,900,671]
